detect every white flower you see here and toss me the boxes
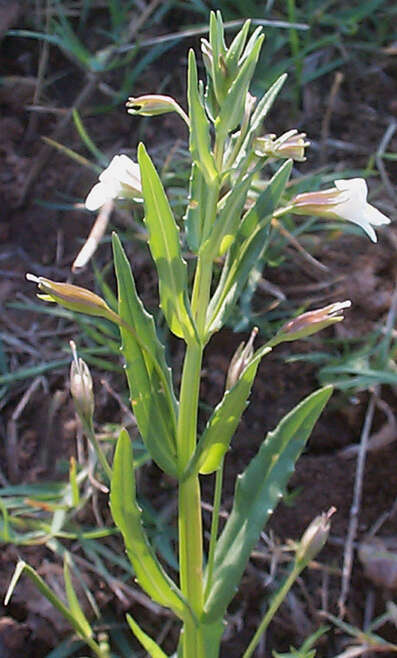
[292,178,391,242]
[85,154,142,211]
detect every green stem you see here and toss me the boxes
[177,341,205,658]
[204,460,224,600]
[242,562,303,658]
[84,420,112,482]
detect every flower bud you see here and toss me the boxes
[295,507,335,566]
[226,327,258,390]
[26,274,120,324]
[126,95,189,126]
[273,301,351,344]
[126,94,181,116]
[70,341,94,426]
[254,130,309,162]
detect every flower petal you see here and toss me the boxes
[335,178,368,200]
[85,182,111,211]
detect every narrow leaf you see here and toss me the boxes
[5,561,93,641]
[127,613,169,658]
[184,350,270,478]
[250,73,288,134]
[217,36,264,135]
[203,386,333,622]
[138,143,197,342]
[110,429,188,620]
[202,172,254,259]
[235,158,292,248]
[188,49,218,183]
[64,558,92,639]
[225,20,251,78]
[113,232,178,477]
[184,163,206,253]
[206,224,269,335]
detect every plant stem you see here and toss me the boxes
[242,563,302,658]
[84,420,112,482]
[177,341,205,658]
[204,460,224,600]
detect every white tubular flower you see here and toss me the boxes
[85,154,143,211]
[292,178,391,242]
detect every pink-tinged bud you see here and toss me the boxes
[126,95,189,126]
[291,178,391,242]
[296,507,335,566]
[126,94,180,116]
[70,341,94,426]
[26,274,120,324]
[226,327,258,390]
[254,130,309,162]
[274,300,351,343]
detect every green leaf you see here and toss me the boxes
[202,172,254,259]
[110,429,188,619]
[250,73,288,134]
[138,143,197,342]
[5,561,97,646]
[63,558,92,639]
[216,35,264,136]
[112,232,179,477]
[184,350,271,478]
[204,160,292,335]
[188,49,218,183]
[235,158,293,248]
[127,614,169,658]
[184,163,206,253]
[224,20,251,79]
[206,224,269,335]
[208,11,227,105]
[203,386,333,622]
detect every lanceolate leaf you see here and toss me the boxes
[250,73,288,133]
[202,172,254,259]
[184,350,271,478]
[206,160,292,335]
[127,614,169,658]
[235,73,288,168]
[64,559,92,639]
[111,429,188,620]
[188,49,218,183]
[203,386,333,622]
[216,35,264,136]
[224,19,251,79]
[206,224,269,335]
[184,163,206,253]
[234,158,292,251]
[138,143,197,342]
[112,233,178,477]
